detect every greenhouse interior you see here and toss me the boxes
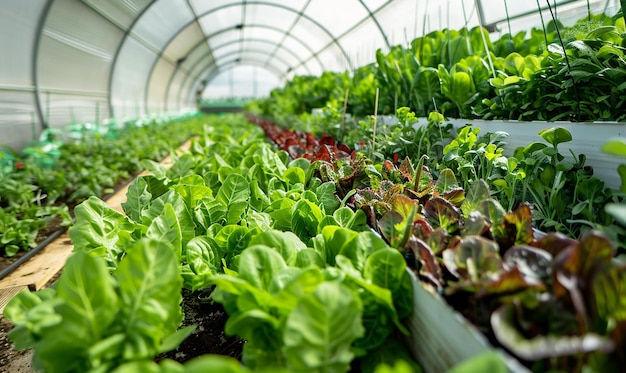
[1,0,626,372]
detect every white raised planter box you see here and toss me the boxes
[443,119,626,191]
[375,116,626,191]
[347,114,625,189]
[405,271,529,373]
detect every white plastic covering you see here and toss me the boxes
[0,0,621,149]
[0,1,46,149]
[38,0,118,130]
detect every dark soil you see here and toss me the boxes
[157,288,244,363]
[0,317,34,373]
[0,271,64,373]
[0,287,243,373]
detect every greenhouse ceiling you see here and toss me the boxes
[0,0,621,149]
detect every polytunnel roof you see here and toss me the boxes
[0,0,620,149]
[103,0,395,101]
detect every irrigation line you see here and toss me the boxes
[0,177,128,282]
[0,227,67,281]
[0,135,195,282]
[545,0,582,121]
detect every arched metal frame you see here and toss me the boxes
[188,60,283,105]
[105,0,160,119]
[264,0,311,68]
[163,37,310,111]
[289,0,393,72]
[38,0,394,120]
[187,58,285,103]
[209,48,292,73]
[142,1,354,113]
[358,0,391,48]
[32,0,55,129]
[202,61,281,86]
[210,38,312,75]
[174,51,287,112]
[179,60,276,107]
[168,22,329,111]
[194,1,353,69]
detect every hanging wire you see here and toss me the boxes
[545,0,582,121]
[474,0,496,78]
[462,0,472,54]
[504,0,512,35]
[463,0,477,27]
[554,0,558,19]
[536,0,549,47]
[418,0,429,65]
[601,0,611,15]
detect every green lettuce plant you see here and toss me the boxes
[5,239,192,373]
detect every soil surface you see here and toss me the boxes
[0,287,242,373]
[0,317,34,373]
[157,288,244,363]
[0,272,62,373]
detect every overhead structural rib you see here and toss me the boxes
[165,22,321,111]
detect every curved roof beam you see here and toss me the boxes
[106,0,158,119]
[112,0,357,115]
[205,59,284,85]
[183,60,284,105]
[146,0,351,106]
[167,54,217,112]
[265,0,311,72]
[358,0,391,49]
[175,51,285,109]
[267,0,391,72]
[185,23,322,75]
[210,38,312,74]
[213,48,293,72]
[165,23,320,110]
[148,1,328,88]
[289,0,395,73]
[164,37,308,111]
[192,1,352,70]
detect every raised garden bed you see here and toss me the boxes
[251,114,626,372]
[0,114,207,266]
[4,113,626,373]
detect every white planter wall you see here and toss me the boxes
[445,119,626,191]
[373,115,626,191]
[406,271,529,373]
[368,116,625,371]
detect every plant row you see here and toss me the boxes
[8,112,626,372]
[246,12,626,123]
[255,108,626,255]
[5,114,423,373]
[250,115,626,373]
[0,114,207,258]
